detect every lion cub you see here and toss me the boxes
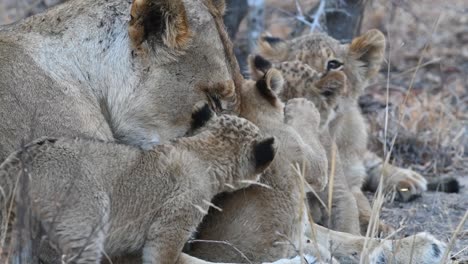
[257,31,408,235]
[188,56,332,263]
[0,107,277,264]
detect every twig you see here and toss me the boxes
[309,0,326,33]
[187,239,252,264]
[441,210,468,263]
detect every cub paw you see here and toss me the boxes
[369,232,447,264]
[385,165,427,202]
[284,98,320,128]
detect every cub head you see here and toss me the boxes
[274,60,347,130]
[238,55,285,124]
[123,0,242,144]
[185,102,278,190]
[258,29,386,98]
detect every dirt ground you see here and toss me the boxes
[1,0,467,262]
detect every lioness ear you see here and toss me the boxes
[257,33,288,61]
[348,29,386,79]
[253,137,277,173]
[248,55,272,80]
[129,0,191,50]
[190,102,215,131]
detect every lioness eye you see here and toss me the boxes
[327,60,343,71]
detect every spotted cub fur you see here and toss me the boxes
[258,30,428,236]
[0,107,276,264]
[188,55,333,263]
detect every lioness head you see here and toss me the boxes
[123,0,242,144]
[257,29,386,99]
[185,102,277,190]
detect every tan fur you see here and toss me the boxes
[185,56,446,264]
[0,0,239,162]
[267,60,360,235]
[129,0,192,50]
[256,56,447,264]
[0,107,277,264]
[258,30,428,235]
[187,57,332,263]
[312,224,447,264]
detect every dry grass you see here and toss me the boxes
[0,0,466,262]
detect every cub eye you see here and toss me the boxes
[327,60,343,71]
[321,89,334,97]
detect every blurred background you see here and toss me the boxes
[1,0,467,260]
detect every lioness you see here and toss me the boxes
[0,105,277,264]
[0,0,241,162]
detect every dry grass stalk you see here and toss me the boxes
[441,211,468,263]
[327,143,336,231]
[188,239,253,264]
[291,162,322,264]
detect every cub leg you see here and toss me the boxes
[351,189,393,237]
[42,192,110,264]
[364,150,427,202]
[327,182,361,236]
[284,98,328,191]
[143,204,200,264]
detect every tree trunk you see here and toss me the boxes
[223,0,249,40]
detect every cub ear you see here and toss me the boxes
[253,137,277,173]
[129,0,192,50]
[265,68,284,95]
[316,71,347,100]
[257,33,288,61]
[190,102,215,131]
[255,69,284,105]
[248,54,272,80]
[348,29,386,79]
